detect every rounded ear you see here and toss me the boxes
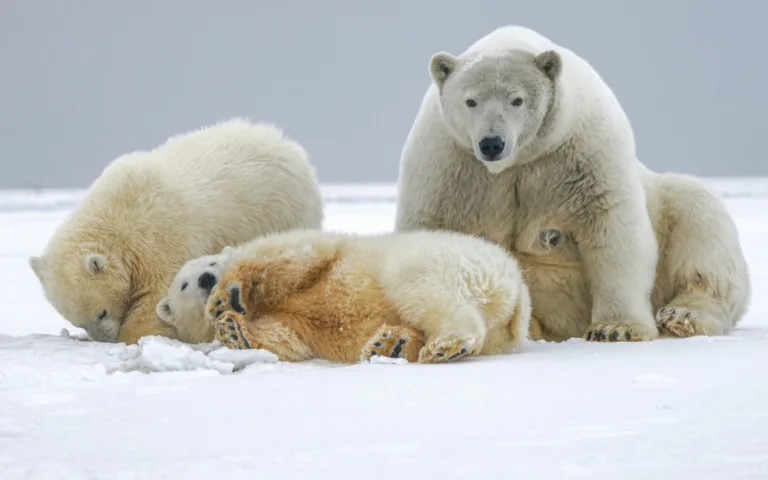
[221,245,236,256]
[155,298,174,324]
[29,255,45,282]
[84,253,107,275]
[429,52,459,90]
[534,50,562,81]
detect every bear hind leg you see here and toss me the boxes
[656,292,727,337]
[360,324,425,363]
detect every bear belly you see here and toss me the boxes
[511,227,592,341]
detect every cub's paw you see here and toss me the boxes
[418,333,477,364]
[215,312,252,350]
[206,280,247,324]
[360,325,423,363]
[656,306,722,338]
[584,322,658,343]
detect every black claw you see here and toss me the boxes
[230,334,239,341]
[436,352,444,357]
[609,331,619,341]
[229,286,246,314]
[224,316,235,324]
[228,325,236,331]
[398,338,407,345]
[373,341,382,347]
[215,299,223,306]
[460,347,467,354]
[214,310,223,318]
[370,350,377,356]
[447,351,465,361]
[585,331,593,341]
[624,331,632,341]
[684,312,692,320]
[390,339,404,358]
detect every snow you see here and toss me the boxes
[1,181,768,479]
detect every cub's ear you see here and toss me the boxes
[29,255,45,282]
[534,50,562,81]
[221,245,237,257]
[155,298,174,324]
[429,52,459,90]
[84,253,107,275]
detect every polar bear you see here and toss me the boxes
[165,228,531,364]
[155,247,237,344]
[29,118,324,344]
[394,25,750,342]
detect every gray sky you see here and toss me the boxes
[1,0,765,188]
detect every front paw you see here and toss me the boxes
[584,321,658,342]
[206,280,247,325]
[215,312,252,350]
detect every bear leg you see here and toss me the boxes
[360,324,425,363]
[656,293,725,337]
[418,332,475,364]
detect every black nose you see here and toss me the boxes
[478,136,505,161]
[198,272,217,292]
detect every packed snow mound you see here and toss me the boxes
[108,335,279,374]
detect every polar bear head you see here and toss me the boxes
[29,250,131,343]
[429,48,562,173]
[155,246,238,344]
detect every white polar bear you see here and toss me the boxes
[29,118,324,344]
[394,25,750,342]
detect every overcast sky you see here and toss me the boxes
[1,0,765,188]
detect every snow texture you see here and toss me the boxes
[1,182,767,479]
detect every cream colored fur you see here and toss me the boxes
[395,25,750,342]
[29,118,324,344]
[169,228,531,362]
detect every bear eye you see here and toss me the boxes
[181,281,188,291]
[209,262,217,267]
[465,99,477,108]
[97,310,107,321]
[511,97,524,107]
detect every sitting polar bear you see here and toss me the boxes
[394,25,750,342]
[29,118,324,344]
[157,229,532,364]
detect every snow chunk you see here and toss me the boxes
[107,336,278,374]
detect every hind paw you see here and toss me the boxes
[418,334,476,364]
[656,306,722,337]
[360,325,422,363]
[214,312,252,350]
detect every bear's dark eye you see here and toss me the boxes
[97,310,107,321]
[209,262,217,267]
[465,99,477,108]
[181,281,188,291]
[511,97,523,107]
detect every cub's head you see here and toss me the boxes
[429,48,562,173]
[29,250,131,343]
[155,247,236,344]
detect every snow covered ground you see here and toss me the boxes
[1,181,767,479]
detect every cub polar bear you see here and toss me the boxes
[29,118,324,344]
[395,25,750,342]
[158,229,532,364]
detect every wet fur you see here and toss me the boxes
[199,229,531,364]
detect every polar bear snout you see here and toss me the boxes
[478,136,506,161]
[197,271,218,294]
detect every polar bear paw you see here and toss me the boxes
[656,306,722,337]
[360,325,423,363]
[215,312,252,350]
[207,281,247,325]
[418,333,476,364]
[584,322,657,342]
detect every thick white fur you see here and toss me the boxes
[395,25,750,341]
[29,118,324,344]
[174,228,532,356]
